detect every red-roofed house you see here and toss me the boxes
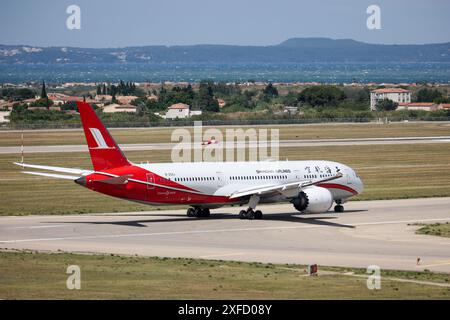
[47,93,83,105]
[166,103,191,119]
[370,88,411,110]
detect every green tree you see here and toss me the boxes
[195,81,219,112]
[281,91,299,106]
[40,80,48,99]
[416,88,443,102]
[262,82,278,97]
[376,99,398,111]
[0,88,35,101]
[298,85,346,107]
[30,98,54,108]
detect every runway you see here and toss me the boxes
[1,197,449,272]
[1,136,450,154]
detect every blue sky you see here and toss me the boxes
[1,0,449,47]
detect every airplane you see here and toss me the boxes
[201,138,219,146]
[15,101,364,220]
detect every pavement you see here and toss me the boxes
[1,136,450,154]
[0,197,449,272]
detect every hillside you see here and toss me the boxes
[1,38,449,64]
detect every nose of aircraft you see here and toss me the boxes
[355,177,364,195]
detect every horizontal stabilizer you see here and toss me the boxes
[14,162,91,175]
[22,171,80,180]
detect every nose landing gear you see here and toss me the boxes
[334,200,344,213]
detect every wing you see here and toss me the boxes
[229,172,343,199]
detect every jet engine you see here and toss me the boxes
[292,186,333,213]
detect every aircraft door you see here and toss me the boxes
[293,169,301,180]
[146,173,155,200]
[216,172,225,188]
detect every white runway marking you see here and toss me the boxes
[6,225,68,230]
[1,217,449,244]
[417,260,450,268]
[199,252,245,259]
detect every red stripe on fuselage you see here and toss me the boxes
[316,183,358,195]
[84,164,239,205]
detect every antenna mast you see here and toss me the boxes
[21,129,24,168]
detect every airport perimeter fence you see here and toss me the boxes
[2,116,450,130]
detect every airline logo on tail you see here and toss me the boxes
[89,128,115,149]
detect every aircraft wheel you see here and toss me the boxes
[187,208,195,217]
[334,205,344,213]
[246,209,255,220]
[254,210,263,219]
[201,208,211,218]
[239,210,247,219]
[193,207,204,218]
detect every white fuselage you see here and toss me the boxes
[137,160,364,206]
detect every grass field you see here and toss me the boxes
[1,143,450,215]
[1,122,450,147]
[416,223,450,238]
[0,251,449,299]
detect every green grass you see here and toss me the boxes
[0,251,448,299]
[2,122,450,146]
[416,222,450,238]
[1,143,450,215]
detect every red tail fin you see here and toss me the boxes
[77,101,130,171]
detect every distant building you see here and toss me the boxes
[397,102,438,111]
[102,104,136,113]
[439,103,450,110]
[116,95,138,105]
[283,105,299,115]
[370,88,411,110]
[165,103,191,119]
[0,100,15,110]
[217,98,226,108]
[0,110,11,123]
[47,93,83,105]
[95,94,113,102]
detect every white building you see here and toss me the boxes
[283,105,299,115]
[370,88,411,111]
[165,103,201,119]
[0,110,11,123]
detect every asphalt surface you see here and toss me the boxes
[1,136,450,154]
[1,197,449,272]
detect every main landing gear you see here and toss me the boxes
[239,208,263,220]
[334,200,344,213]
[187,207,210,218]
[239,194,263,220]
